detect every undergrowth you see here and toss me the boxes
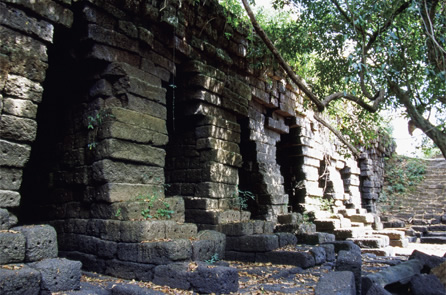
[379,155,426,211]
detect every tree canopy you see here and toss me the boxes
[234,0,446,158]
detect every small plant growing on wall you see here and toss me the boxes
[230,186,255,211]
[137,182,174,220]
[86,108,114,150]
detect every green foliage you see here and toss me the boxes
[205,253,220,265]
[86,109,114,150]
[320,198,334,212]
[379,155,426,209]
[137,182,174,220]
[230,186,255,211]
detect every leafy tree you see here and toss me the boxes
[240,0,446,158]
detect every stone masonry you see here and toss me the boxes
[0,0,393,289]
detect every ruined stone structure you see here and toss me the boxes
[0,0,394,289]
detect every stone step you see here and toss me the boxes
[371,230,405,240]
[420,236,446,244]
[333,227,367,240]
[348,235,390,249]
[361,246,395,257]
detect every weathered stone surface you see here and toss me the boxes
[166,221,197,239]
[409,274,446,295]
[315,271,356,295]
[197,230,226,259]
[13,224,58,262]
[112,283,163,295]
[120,220,166,242]
[189,262,239,294]
[0,189,21,207]
[2,0,73,27]
[431,261,446,288]
[30,258,82,292]
[0,167,23,191]
[89,183,165,203]
[298,232,336,245]
[310,246,327,265]
[336,249,362,294]
[0,264,41,295]
[3,98,38,118]
[220,222,254,236]
[152,263,191,290]
[0,114,38,142]
[0,3,54,42]
[105,260,155,282]
[0,230,26,264]
[95,138,166,167]
[0,140,31,168]
[275,232,298,247]
[226,234,279,252]
[117,239,192,264]
[92,159,165,184]
[362,259,423,292]
[409,250,446,273]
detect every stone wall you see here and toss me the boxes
[1,0,390,277]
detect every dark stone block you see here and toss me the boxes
[197,230,226,259]
[364,283,392,295]
[153,263,190,290]
[310,246,327,265]
[409,274,446,295]
[189,262,239,294]
[227,234,279,252]
[192,239,216,261]
[315,271,356,295]
[321,244,336,262]
[0,230,25,264]
[326,240,361,254]
[409,250,446,273]
[0,264,41,295]
[224,251,256,262]
[60,251,106,274]
[298,232,335,245]
[275,232,297,247]
[29,258,82,292]
[105,259,155,282]
[256,251,315,269]
[13,224,58,262]
[336,250,362,295]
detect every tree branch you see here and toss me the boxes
[365,1,410,52]
[240,0,325,112]
[330,0,368,37]
[322,89,386,112]
[313,113,361,158]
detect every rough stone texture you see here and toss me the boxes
[315,271,356,295]
[409,250,446,273]
[13,224,58,262]
[310,246,327,265]
[409,274,446,295]
[112,283,165,295]
[0,230,26,264]
[0,264,41,295]
[226,234,279,252]
[29,258,82,292]
[431,261,446,288]
[336,250,362,295]
[362,259,423,293]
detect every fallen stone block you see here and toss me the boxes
[431,261,446,288]
[409,274,446,295]
[310,246,327,265]
[362,259,423,294]
[13,224,58,262]
[29,258,82,293]
[0,230,25,264]
[225,250,256,262]
[336,249,362,294]
[326,240,362,254]
[275,232,297,247]
[0,264,41,295]
[373,230,405,240]
[409,250,446,273]
[363,283,391,295]
[256,251,316,269]
[315,271,356,295]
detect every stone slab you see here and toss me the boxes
[0,264,41,295]
[13,224,58,262]
[0,230,25,264]
[29,258,82,292]
[315,271,356,295]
